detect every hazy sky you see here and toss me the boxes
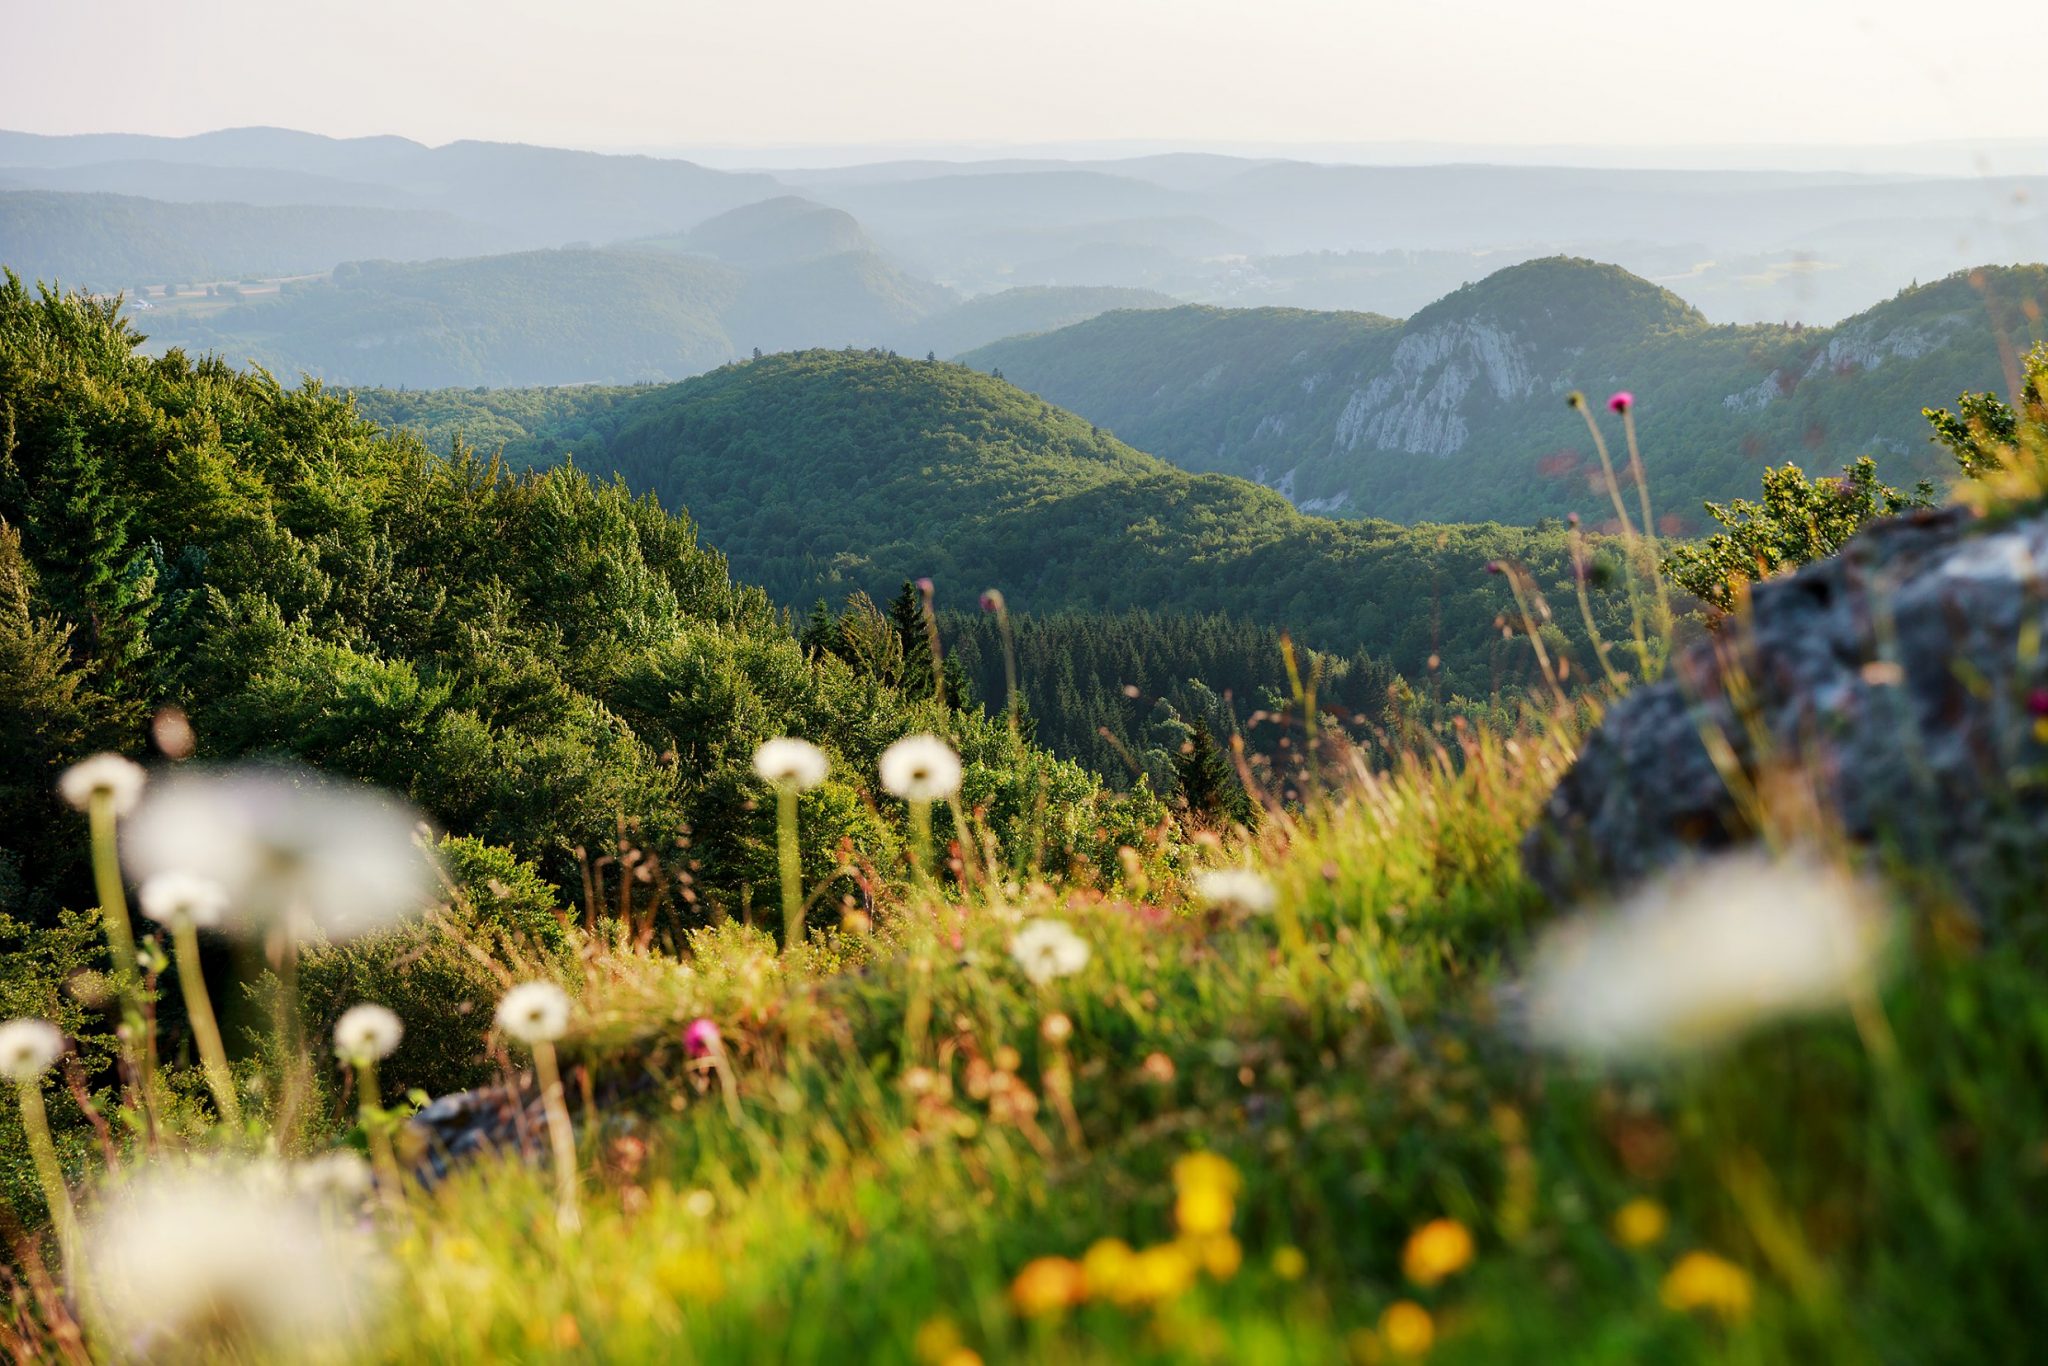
[4,0,2035,153]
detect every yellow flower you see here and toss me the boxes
[914,1317,962,1364]
[1611,1198,1669,1249]
[654,1248,726,1302]
[1122,1242,1198,1304]
[1186,1233,1242,1280]
[1401,1219,1475,1287]
[1660,1251,1753,1320]
[941,1353,984,1366]
[1379,1300,1436,1357]
[1010,1256,1088,1316]
[1175,1184,1235,1237]
[1173,1151,1241,1198]
[1082,1238,1138,1300]
[1272,1245,1308,1280]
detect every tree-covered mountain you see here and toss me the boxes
[0,277,1131,924]
[898,285,1178,358]
[0,191,499,291]
[359,350,1625,700]
[664,195,877,268]
[962,258,2048,526]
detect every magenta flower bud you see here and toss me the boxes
[980,588,1005,613]
[915,577,934,596]
[1607,391,1634,414]
[2029,687,2048,719]
[1486,561,1505,575]
[684,1017,721,1057]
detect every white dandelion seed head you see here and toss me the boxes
[1193,868,1278,916]
[879,734,962,802]
[293,1151,374,1205]
[1519,847,1895,1063]
[333,1003,404,1064]
[752,737,830,792]
[58,753,147,816]
[84,1164,380,1355]
[137,872,230,931]
[1010,918,1092,986]
[0,1019,65,1083]
[495,981,571,1045]
[122,765,437,941]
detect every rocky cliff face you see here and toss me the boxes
[1523,502,2048,912]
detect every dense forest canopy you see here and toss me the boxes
[355,349,1632,702]
[0,276,1138,925]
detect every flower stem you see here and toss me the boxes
[909,800,933,889]
[268,922,310,1147]
[776,787,803,951]
[170,920,240,1128]
[356,1057,407,1212]
[533,1041,580,1234]
[87,791,154,1128]
[16,1079,80,1296]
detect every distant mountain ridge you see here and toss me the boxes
[962,257,2048,525]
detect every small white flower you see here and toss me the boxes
[1519,848,1893,1062]
[1010,918,1091,986]
[333,1003,404,1064]
[137,872,230,930]
[1193,869,1277,916]
[85,1164,378,1354]
[0,1019,64,1083]
[880,734,962,802]
[58,753,147,816]
[753,737,830,792]
[294,1151,373,1204]
[123,765,436,940]
[496,981,571,1045]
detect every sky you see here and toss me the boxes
[2,0,2036,157]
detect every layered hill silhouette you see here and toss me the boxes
[963,258,2048,525]
[354,350,1618,698]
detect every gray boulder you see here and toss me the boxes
[1523,502,2048,911]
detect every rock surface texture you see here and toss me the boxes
[1524,503,2048,910]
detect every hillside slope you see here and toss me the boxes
[963,258,2048,525]
[384,350,1622,698]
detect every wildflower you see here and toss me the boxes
[1124,1242,1198,1303]
[1010,919,1090,985]
[653,1248,726,1301]
[0,1019,63,1083]
[1608,391,1635,414]
[137,872,229,930]
[1082,1238,1137,1299]
[980,588,1005,613]
[1176,1184,1234,1237]
[1612,1198,1669,1248]
[334,1003,404,1064]
[684,1017,722,1057]
[1272,1245,1308,1280]
[1010,1255,1087,1315]
[496,981,571,1044]
[58,753,147,815]
[1189,1232,1242,1279]
[880,734,963,801]
[1379,1300,1436,1356]
[752,737,829,792]
[294,1150,373,1203]
[2031,686,2048,718]
[1660,1250,1753,1319]
[84,1165,379,1354]
[123,765,435,940]
[1040,1012,1072,1044]
[1402,1218,1475,1287]
[1519,849,1892,1061]
[1193,868,1276,916]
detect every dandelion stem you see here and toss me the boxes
[87,791,153,1125]
[776,787,803,951]
[355,1057,407,1212]
[532,1040,580,1234]
[15,1078,80,1296]
[169,921,240,1128]
[909,799,934,889]
[268,922,310,1147]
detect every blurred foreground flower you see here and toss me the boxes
[1519,849,1892,1061]
[1612,1198,1669,1248]
[880,734,962,802]
[0,1018,63,1082]
[85,1165,380,1356]
[1192,868,1276,916]
[1010,1255,1087,1316]
[1379,1300,1436,1356]
[1010,919,1090,985]
[59,753,147,815]
[752,737,829,792]
[123,765,436,941]
[334,1004,404,1065]
[1660,1250,1754,1320]
[1402,1218,1475,1287]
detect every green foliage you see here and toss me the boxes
[1924,340,2048,479]
[433,834,571,953]
[1661,458,1935,614]
[370,347,1627,702]
[0,277,1119,929]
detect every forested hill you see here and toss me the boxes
[961,257,2048,525]
[357,350,1625,700]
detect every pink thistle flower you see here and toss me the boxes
[684,1018,721,1058]
[2028,688,2048,719]
[915,577,934,596]
[1608,391,1634,414]
[980,588,1005,613]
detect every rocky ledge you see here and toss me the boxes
[1524,502,2048,913]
